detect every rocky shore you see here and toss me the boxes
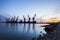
[32,22,60,40]
[37,22,60,40]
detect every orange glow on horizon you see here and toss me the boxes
[45,19,60,23]
[37,17,60,23]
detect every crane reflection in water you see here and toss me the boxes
[0,23,46,40]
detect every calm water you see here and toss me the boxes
[0,23,46,40]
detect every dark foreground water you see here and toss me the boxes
[0,23,46,40]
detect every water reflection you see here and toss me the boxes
[27,23,30,34]
[0,23,46,40]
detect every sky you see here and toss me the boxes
[0,0,60,20]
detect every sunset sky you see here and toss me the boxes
[0,0,60,19]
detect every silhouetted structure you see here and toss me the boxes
[15,16,18,22]
[5,14,37,23]
[32,14,36,23]
[6,16,18,23]
[6,17,10,23]
[23,15,26,23]
[28,15,31,22]
[19,20,23,23]
[32,14,36,21]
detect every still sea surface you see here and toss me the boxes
[0,23,47,40]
